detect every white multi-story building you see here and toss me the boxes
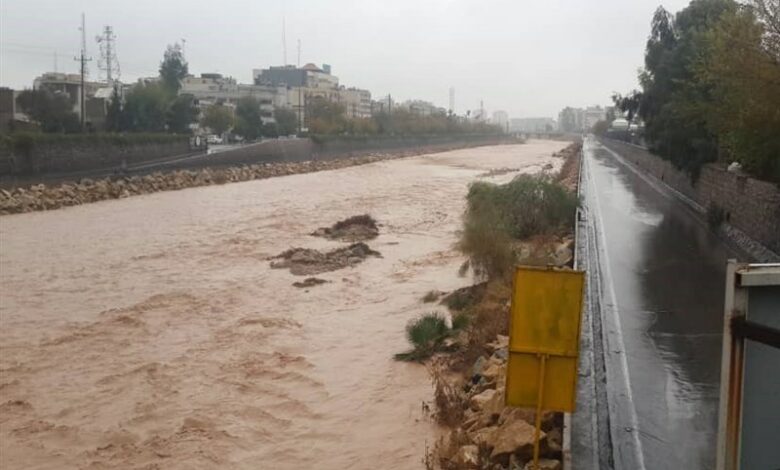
[252,63,374,123]
[398,99,446,116]
[338,87,372,119]
[584,105,606,130]
[180,74,288,122]
[33,72,102,117]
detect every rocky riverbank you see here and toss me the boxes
[0,155,401,215]
[416,141,582,470]
[0,138,528,216]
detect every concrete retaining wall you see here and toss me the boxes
[600,139,780,255]
[0,137,193,176]
[162,135,510,171]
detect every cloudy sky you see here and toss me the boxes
[1,0,690,118]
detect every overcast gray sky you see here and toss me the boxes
[1,0,690,118]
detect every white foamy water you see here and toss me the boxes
[0,141,566,469]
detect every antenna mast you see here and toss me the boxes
[95,25,120,83]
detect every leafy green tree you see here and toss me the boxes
[611,91,642,127]
[201,105,234,135]
[159,43,188,94]
[695,1,780,181]
[274,107,298,135]
[120,83,169,132]
[167,94,198,134]
[234,97,263,140]
[306,96,346,134]
[262,121,279,138]
[15,88,80,133]
[638,0,737,176]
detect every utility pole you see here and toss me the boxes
[297,39,301,67]
[74,13,92,131]
[298,87,303,134]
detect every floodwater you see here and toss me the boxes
[584,137,740,469]
[0,141,567,470]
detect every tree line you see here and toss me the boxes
[304,96,502,137]
[613,0,780,183]
[13,43,502,141]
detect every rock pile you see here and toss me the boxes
[0,155,396,215]
[292,277,329,288]
[269,242,381,276]
[311,214,380,242]
[436,334,563,470]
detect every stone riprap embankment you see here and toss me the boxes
[0,154,400,215]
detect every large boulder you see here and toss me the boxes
[482,361,504,382]
[468,425,497,447]
[489,418,543,460]
[481,388,505,419]
[469,388,497,411]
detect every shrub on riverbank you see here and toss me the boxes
[459,174,578,279]
[395,311,469,362]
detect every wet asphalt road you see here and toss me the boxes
[584,137,743,469]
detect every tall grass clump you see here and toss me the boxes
[459,174,578,278]
[396,312,456,361]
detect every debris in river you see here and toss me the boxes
[311,214,379,241]
[292,277,329,288]
[270,242,381,275]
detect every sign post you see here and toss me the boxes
[505,266,585,469]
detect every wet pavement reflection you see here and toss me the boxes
[586,138,742,469]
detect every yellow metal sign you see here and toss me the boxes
[505,266,585,412]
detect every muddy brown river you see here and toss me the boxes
[0,141,566,469]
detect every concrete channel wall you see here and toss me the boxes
[195,134,509,169]
[0,137,193,176]
[600,138,780,256]
[1,134,508,180]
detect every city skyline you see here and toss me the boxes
[1,0,690,118]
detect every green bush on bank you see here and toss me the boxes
[395,312,468,362]
[0,132,189,156]
[460,174,579,278]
